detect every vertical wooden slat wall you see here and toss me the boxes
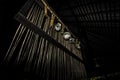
[2,0,87,80]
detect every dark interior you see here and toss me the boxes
[0,0,120,79]
[46,0,120,77]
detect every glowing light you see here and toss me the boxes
[69,37,75,43]
[54,22,62,31]
[63,32,71,40]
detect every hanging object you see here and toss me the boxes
[69,37,75,44]
[54,22,62,31]
[50,14,55,27]
[60,27,65,35]
[44,5,47,16]
[63,32,71,40]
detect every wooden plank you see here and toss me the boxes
[15,12,85,63]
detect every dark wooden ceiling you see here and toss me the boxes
[46,0,120,77]
[0,0,120,78]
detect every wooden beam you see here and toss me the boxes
[15,12,85,63]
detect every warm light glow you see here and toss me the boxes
[69,37,75,43]
[63,32,71,40]
[54,22,62,31]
